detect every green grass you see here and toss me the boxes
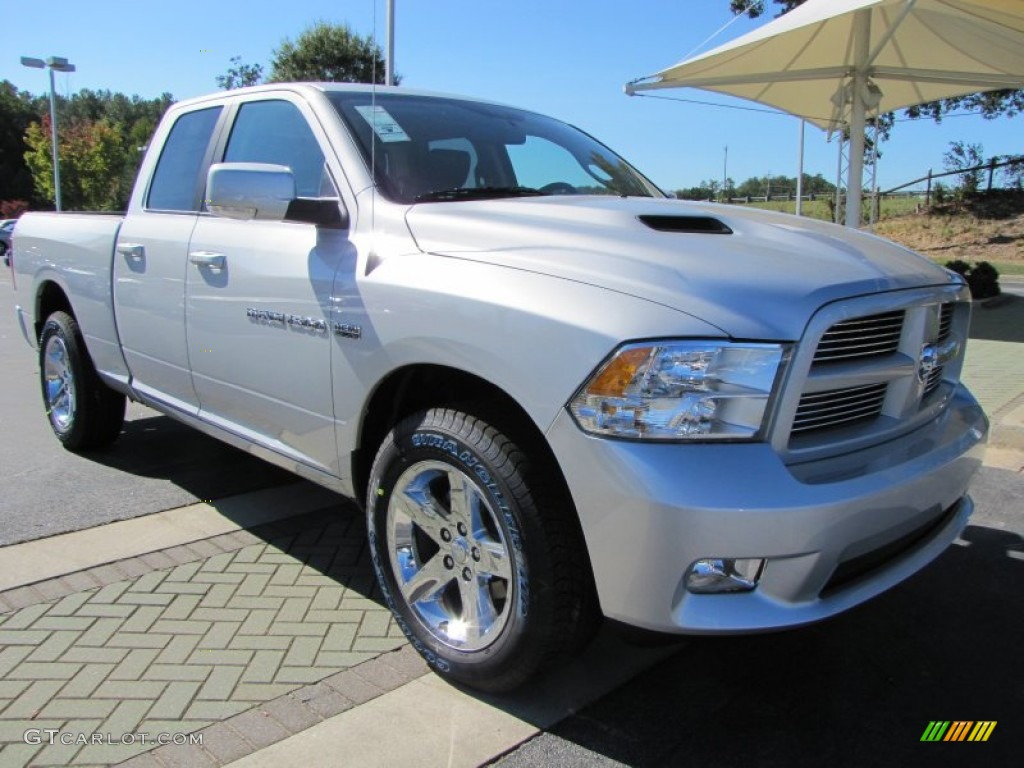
[732,196,925,222]
[924,257,1024,276]
[988,261,1024,276]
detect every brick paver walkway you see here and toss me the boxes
[0,509,407,767]
[963,338,1024,417]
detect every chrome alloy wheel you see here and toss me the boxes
[43,335,76,433]
[386,460,515,651]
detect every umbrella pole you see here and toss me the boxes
[845,10,872,228]
[834,134,846,225]
[846,84,867,227]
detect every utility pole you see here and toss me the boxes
[722,145,728,202]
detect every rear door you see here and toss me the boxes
[185,96,352,474]
[114,105,223,412]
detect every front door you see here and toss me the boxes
[185,97,351,474]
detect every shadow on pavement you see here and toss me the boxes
[83,412,297,504]
[233,502,384,607]
[494,521,1023,767]
[969,293,1024,343]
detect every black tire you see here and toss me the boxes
[39,311,126,451]
[366,407,596,692]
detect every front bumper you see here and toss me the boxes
[547,383,988,633]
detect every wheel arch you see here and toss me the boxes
[35,280,74,342]
[353,364,570,514]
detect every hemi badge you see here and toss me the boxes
[334,323,362,339]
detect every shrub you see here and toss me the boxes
[945,259,1001,299]
[0,200,29,219]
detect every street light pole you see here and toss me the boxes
[21,55,76,212]
[46,65,62,212]
[385,0,395,86]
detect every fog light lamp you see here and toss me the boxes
[686,558,764,594]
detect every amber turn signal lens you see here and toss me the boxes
[585,347,652,397]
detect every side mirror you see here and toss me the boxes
[206,162,348,228]
[207,163,295,221]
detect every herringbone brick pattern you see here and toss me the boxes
[0,510,405,767]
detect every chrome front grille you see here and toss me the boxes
[938,302,954,340]
[786,297,963,449]
[813,310,904,363]
[791,310,905,436]
[792,383,888,434]
[923,303,955,398]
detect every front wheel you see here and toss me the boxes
[366,408,596,691]
[39,311,126,451]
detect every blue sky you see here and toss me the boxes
[4,0,1020,193]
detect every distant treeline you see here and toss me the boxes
[675,173,837,201]
[1,80,174,214]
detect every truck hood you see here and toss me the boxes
[404,197,954,340]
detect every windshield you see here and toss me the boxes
[328,92,662,204]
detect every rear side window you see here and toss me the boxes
[224,100,331,198]
[147,107,222,212]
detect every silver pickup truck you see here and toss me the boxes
[11,83,988,691]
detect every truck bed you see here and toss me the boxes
[13,212,129,383]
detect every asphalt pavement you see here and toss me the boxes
[0,270,295,546]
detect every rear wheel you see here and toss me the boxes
[39,311,126,451]
[366,407,596,691]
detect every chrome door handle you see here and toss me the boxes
[189,251,226,271]
[116,243,144,260]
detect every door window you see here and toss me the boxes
[147,107,222,211]
[224,100,336,197]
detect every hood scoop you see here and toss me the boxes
[638,215,732,235]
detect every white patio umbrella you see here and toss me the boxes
[626,0,1024,227]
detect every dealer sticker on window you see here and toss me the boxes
[354,105,410,143]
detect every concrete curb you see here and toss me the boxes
[0,482,338,596]
[114,647,433,768]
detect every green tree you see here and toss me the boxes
[217,56,264,90]
[676,179,725,200]
[25,114,130,211]
[942,140,985,200]
[730,0,801,17]
[13,87,173,211]
[61,89,174,205]
[678,172,834,201]
[1002,155,1024,190]
[269,22,397,84]
[0,80,43,206]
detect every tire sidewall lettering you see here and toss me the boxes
[368,422,533,679]
[410,431,523,556]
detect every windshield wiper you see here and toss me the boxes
[413,186,545,203]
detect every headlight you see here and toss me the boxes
[569,341,787,441]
